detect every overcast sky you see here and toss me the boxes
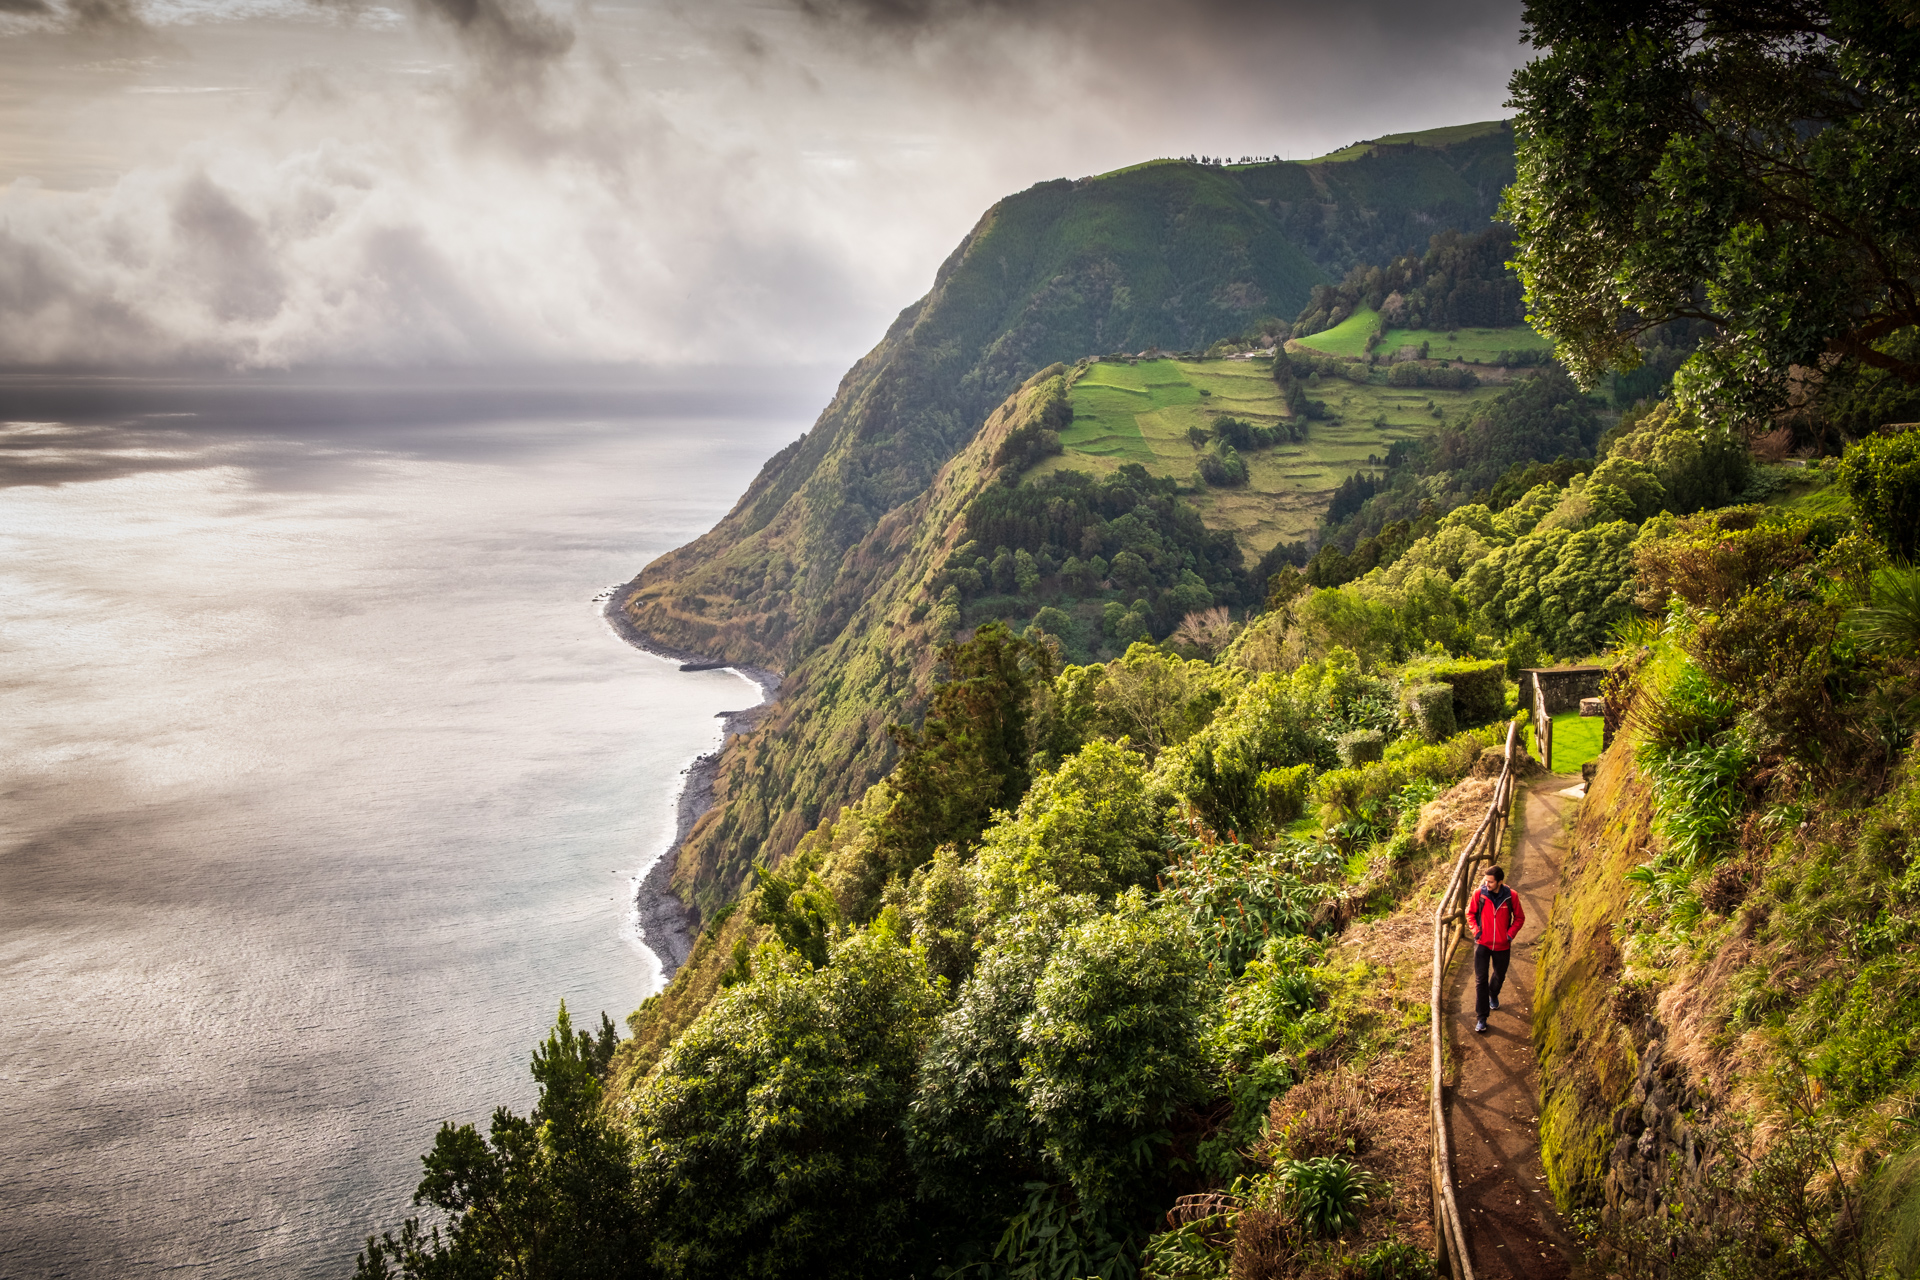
[0,0,1530,370]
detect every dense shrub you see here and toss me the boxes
[1198,442,1250,487]
[908,900,1090,1253]
[1839,426,1920,559]
[1403,657,1506,726]
[972,739,1167,916]
[1021,893,1209,1210]
[1337,728,1386,766]
[1400,683,1457,743]
[630,933,944,1280]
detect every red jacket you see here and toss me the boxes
[1469,885,1524,950]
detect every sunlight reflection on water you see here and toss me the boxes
[0,371,826,1278]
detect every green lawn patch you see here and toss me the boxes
[1548,711,1604,773]
[1293,308,1379,358]
[1375,326,1552,364]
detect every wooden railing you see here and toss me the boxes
[1530,671,1552,776]
[1428,720,1520,1279]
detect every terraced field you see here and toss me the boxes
[1031,356,1510,559]
[1293,317,1552,364]
[1375,325,1551,363]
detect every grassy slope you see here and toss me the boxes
[1548,712,1604,772]
[1764,461,1855,519]
[1294,321,1551,364]
[1293,308,1381,357]
[1298,119,1511,165]
[1038,356,1507,555]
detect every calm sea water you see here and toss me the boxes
[0,369,832,1278]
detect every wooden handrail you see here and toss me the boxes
[1429,720,1520,1279]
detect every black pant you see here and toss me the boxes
[1474,944,1510,1022]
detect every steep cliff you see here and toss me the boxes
[658,368,1067,915]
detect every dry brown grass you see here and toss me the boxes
[1415,777,1495,847]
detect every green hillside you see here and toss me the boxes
[1292,316,1553,364]
[1291,307,1381,357]
[622,126,1521,910]
[1040,356,1506,554]
[1299,118,1510,164]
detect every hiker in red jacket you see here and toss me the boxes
[1468,865,1524,1033]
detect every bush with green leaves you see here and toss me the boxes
[1400,682,1456,743]
[1345,1240,1438,1280]
[910,893,1205,1260]
[1198,442,1249,487]
[1313,723,1508,840]
[628,930,944,1280]
[1161,833,1340,979]
[1839,427,1920,559]
[1161,653,1398,840]
[989,1180,1139,1280]
[749,850,839,969]
[1201,935,1333,1175]
[973,738,1168,916]
[1080,643,1246,764]
[909,899,1093,1265]
[355,1004,640,1280]
[1401,656,1505,726]
[1461,517,1642,659]
[1021,891,1210,1211]
[1273,1155,1376,1238]
[1138,1178,1257,1280]
[1337,728,1386,766]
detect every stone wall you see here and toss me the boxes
[1522,666,1606,716]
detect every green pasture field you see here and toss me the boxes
[1293,320,1550,365]
[1292,307,1379,358]
[1376,326,1551,364]
[1034,357,1508,560]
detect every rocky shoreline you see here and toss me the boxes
[602,585,779,980]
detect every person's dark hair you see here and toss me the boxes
[1487,865,1505,883]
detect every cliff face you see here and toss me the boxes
[626,130,1518,911]
[663,370,1062,915]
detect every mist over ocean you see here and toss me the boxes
[0,368,833,1278]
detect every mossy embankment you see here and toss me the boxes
[1532,730,1655,1212]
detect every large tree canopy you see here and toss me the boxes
[1503,0,1920,424]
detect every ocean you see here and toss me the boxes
[0,367,832,1278]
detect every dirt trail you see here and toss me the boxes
[1443,774,1585,1279]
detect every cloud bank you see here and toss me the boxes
[0,0,1528,369]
